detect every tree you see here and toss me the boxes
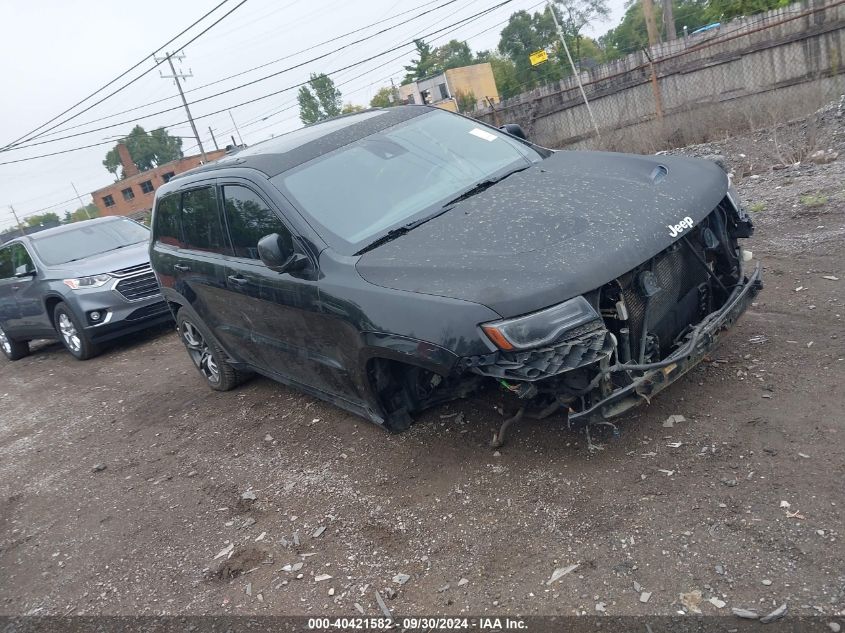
[298,73,342,125]
[475,51,523,100]
[552,0,610,70]
[62,204,99,224]
[402,39,437,84]
[341,103,365,114]
[24,212,60,228]
[370,86,397,108]
[455,90,478,113]
[103,126,183,178]
[701,0,787,21]
[498,10,562,90]
[431,40,475,72]
[598,0,782,59]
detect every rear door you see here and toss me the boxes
[151,182,232,342]
[217,181,343,395]
[0,245,21,333]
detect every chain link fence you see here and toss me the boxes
[473,0,845,153]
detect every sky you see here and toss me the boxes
[0,0,626,231]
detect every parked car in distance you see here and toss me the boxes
[150,105,760,434]
[0,217,172,361]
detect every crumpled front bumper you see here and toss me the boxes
[568,263,763,427]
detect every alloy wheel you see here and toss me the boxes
[58,313,81,353]
[0,326,11,356]
[181,321,220,384]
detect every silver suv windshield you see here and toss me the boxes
[31,219,149,265]
[271,110,541,254]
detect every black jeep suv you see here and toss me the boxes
[149,106,759,432]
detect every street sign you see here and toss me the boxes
[529,49,549,66]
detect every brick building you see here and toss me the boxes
[90,144,227,220]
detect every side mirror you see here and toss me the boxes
[14,268,36,278]
[257,233,308,274]
[499,123,527,140]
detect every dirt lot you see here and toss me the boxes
[1,117,844,623]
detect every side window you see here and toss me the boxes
[152,194,182,248]
[0,247,13,279]
[222,185,289,260]
[10,244,34,275]
[181,187,228,254]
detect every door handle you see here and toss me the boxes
[174,263,191,272]
[227,274,249,286]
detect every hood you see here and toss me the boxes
[46,241,150,278]
[356,151,728,317]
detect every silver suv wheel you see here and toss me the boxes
[0,326,11,356]
[58,313,82,353]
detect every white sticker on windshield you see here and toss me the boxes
[469,128,497,142]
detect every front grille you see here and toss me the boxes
[115,271,160,301]
[619,231,710,361]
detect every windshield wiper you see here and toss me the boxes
[355,211,448,255]
[440,165,530,208]
[355,165,530,255]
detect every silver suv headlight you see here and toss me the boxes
[481,296,600,350]
[62,274,111,290]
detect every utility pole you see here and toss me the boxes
[389,78,400,104]
[70,182,92,219]
[8,205,25,236]
[663,0,677,41]
[208,127,219,150]
[546,0,601,141]
[228,110,244,146]
[156,52,207,162]
[643,48,664,120]
[641,0,661,47]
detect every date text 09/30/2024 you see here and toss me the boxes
[307,616,527,630]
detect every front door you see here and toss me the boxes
[6,243,48,333]
[217,182,348,398]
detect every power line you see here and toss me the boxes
[6,0,532,217]
[1,0,234,151]
[17,0,462,145]
[1,0,514,158]
[2,0,249,152]
[229,0,537,139]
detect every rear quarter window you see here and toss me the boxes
[152,194,182,248]
[0,246,14,279]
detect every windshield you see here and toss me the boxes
[271,110,542,254]
[31,219,149,265]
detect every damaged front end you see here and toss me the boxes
[460,192,761,439]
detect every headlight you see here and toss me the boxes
[63,274,111,290]
[726,184,742,212]
[481,296,600,350]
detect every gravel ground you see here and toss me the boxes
[1,107,843,624]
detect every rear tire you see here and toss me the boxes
[176,309,250,391]
[0,324,29,361]
[53,303,99,360]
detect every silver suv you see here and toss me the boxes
[0,216,171,360]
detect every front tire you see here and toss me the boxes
[53,303,99,360]
[0,324,29,361]
[176,309,250,391]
